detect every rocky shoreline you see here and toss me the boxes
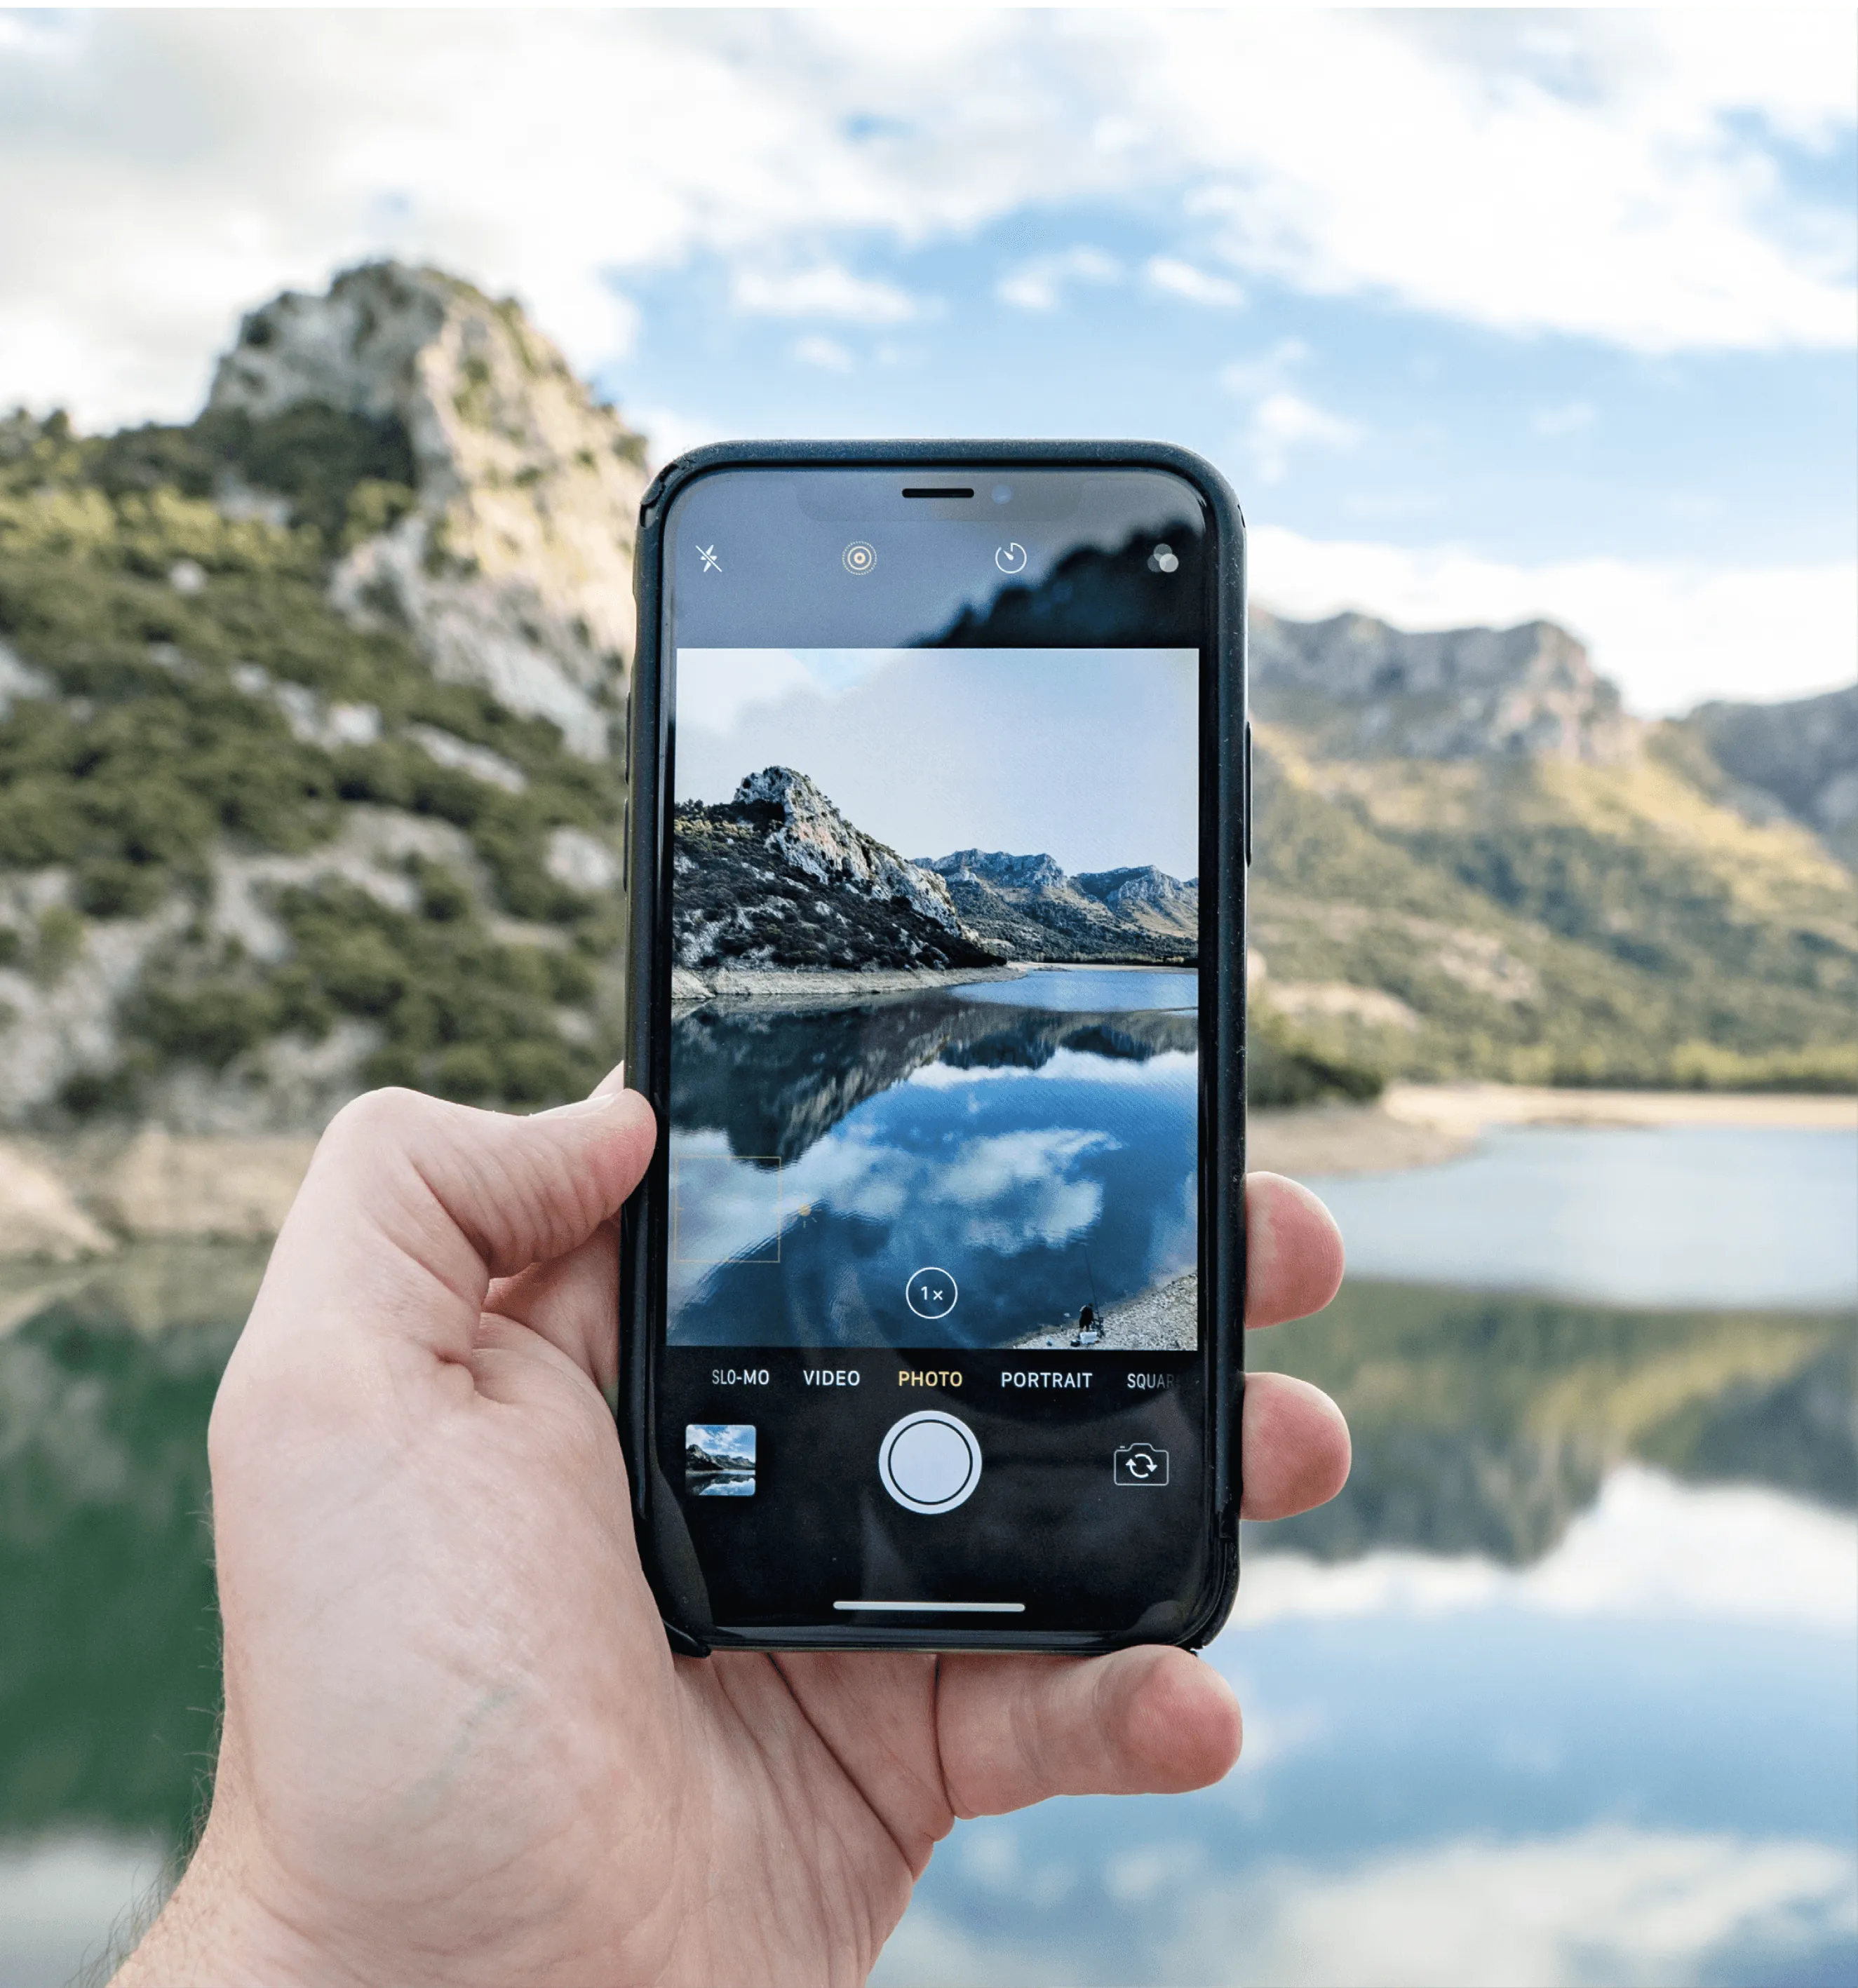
[1009,1271,1198,1352]
[671,963,1025,1008]
[0,1084,1845,1292]
[0,1129,316,1266]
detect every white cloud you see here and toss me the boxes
[624,402,729,474]
[792,334,855,373]
[735,266,919,325]
[1533,398,1597,438]
[1144,256,1246,309]
[878,1825,1858,1988]
[995,246,1120,313]
[1138,10,1857,353]
[1219,337,1310,401]
[1223,1466,1858,1637]
[1246,391,1361,485]
[1170,1827,1858,1988]
[1251,524,1858,712]
[1221,342,1360,483]
[0,13,1850,426]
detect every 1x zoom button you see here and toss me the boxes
[879,1411,981,1515]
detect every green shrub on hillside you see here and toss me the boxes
[1249,741,1858,1089]
[115,866,610,1109]
[0,407,621,1116]
[1246,1004,1385,1107]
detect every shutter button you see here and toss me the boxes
[879,1412,982,1515]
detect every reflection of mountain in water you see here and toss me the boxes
[1265,1283,1858,1566]
[671,992,1198,1166]
[3,1264,1850,1860]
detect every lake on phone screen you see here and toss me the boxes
[667,968,1201,1348]
[1,971,1852,1986]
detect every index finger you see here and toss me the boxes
[1245,1172,1345,1330]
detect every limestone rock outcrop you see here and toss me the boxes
[1250,608,1641,764]
[210,261,649,758]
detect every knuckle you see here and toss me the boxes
[322,1084,441,1158]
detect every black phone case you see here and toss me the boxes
[619,439,1248,1656]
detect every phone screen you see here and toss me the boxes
[649,468,1221,1639]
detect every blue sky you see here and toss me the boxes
[1,8,1852,712]
[676,648,1201,875]
[610,212,1856,571]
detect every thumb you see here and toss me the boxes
[253,1083,658,1365]
[936,1646,1242,1814]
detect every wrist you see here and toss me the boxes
[112,1837,354,1988]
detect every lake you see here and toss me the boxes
[668,968,1201,1348]
[3,1122,1854,1986]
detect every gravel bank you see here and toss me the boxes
[1010,1272,1197,1351]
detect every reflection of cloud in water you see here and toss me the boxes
[1224,1466,1858,1635]
[669,1013,1195,1344]
[931,1129,1111,1251]
[906,1048,1194,1092]
[1178,1827,1854,1988]
[878,1827,1857,1988]
[793,1125,1112,1257]
[1035,1046,1197,1087]
[671,1123,1119,1317]
[668,1130,781,1309]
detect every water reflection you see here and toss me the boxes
[667,984,1199,1348]
[872,1273,1858,1987]
[1259,1279,1857,1563]
[1308,1125,1858,1309]
[4,1135,1855,1987]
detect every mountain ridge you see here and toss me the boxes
[0,255,1850,1135]
[917,847,1198,964]
[672,768,1196,973]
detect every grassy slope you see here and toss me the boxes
[1251,721,1858,1089]
[3,403,1848,1113]
[0,410,622,1116]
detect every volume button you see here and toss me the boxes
[1244,720,1253,869]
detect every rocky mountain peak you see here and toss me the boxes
[209,261,649,759]
[922,849,1067,891]
[1685,684,1858,852]
[733,767,962,930]
[1075,865,1192,911]
[1251,607,1641,764]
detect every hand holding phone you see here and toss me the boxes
[116,1080,1347,1987]
[623,443,1254,1652]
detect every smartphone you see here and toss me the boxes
[620,442,1247,1655]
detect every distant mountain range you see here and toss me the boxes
[672,767,1196,973]
[918,850,1197,964]
[0,256,1850,1130]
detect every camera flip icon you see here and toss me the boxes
[1112,1442,1169,1487]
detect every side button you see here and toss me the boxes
[1244,719,1253,868]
